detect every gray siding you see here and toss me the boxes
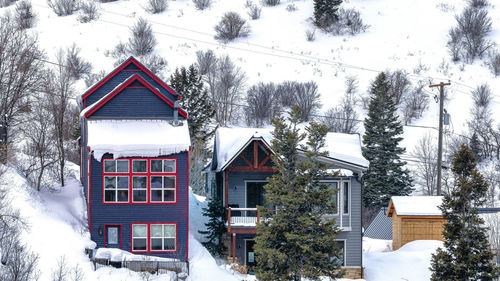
[226,171,274,209]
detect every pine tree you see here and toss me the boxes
[362,72,412,209]
[254,107,344,281]
[198,195,227,257]
[170,65,216,193]
[313,0,342,29]
[430,145,499,281]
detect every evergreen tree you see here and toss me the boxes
[198,195,227,257]
[313,0,342,29]
[430,145,499,281]
[170,65,216,193]
[362,72,412,208]
[254,107,344,281]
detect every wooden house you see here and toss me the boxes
[78,57,190,261]
[387,196,445,250]
[206,127,369,279]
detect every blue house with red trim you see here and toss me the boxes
[78,57,190,261]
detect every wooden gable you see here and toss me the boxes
[227,139,274,172]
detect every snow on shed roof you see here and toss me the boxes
[87,119,190,160]
[387,196,443,217]
[214,127,368,172]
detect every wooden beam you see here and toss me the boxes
[228,228,257,234]
[259,154,271,167]
[224,170,229,208]
[239,154,253,168]
[228,166,275,172]
[253,141,258,168]
[227,208,231,233]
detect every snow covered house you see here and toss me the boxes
[78,57,190,261]
[206,127,369,278]
[387,196,445,250]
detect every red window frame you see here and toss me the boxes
[102,157,178,204]
[130,222,178,253]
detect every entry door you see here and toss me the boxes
[106,225,121,248]
[246,182,266,216]
[246,240,256,268]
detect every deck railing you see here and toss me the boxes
[226,207,260,232]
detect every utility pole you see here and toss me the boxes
[429,82,451,196]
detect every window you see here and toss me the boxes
[104,160,129,173]
[325,182,339,214]
[104,176,129,202]
[132,224,147,251]
[343,182,349,214]
[330,240,345,266]
[151,176,176,202]
[132,176,147,202]
[151,224,176,251]
[131,223,176,253]
[102,157,178,204]
[106,225,121,248]
[151,159,176,173]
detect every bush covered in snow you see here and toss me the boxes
[47,0,80,16]
[145,0,168,14]
[488,50,500,77]
[77,0,99,23]
[214,12,250,42]
[128,17,157,56]
[15,0,36,29]
[247,3,261,20]
[0,0,17,7]
[192,0,211,10]
[262,0,279,6]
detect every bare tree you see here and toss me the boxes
[411,133,438,195]
[0,15,45,159]
[245,82,280,127]
[47,0,80,16]
[275,81,297,107]
[468,84,495,160]
[214,12,250,42]
[51,256,69,281]
[128,17,157,57]
[77,0,99,23]
[43,50,75,187]
[322,76,359,133]
[401,82,429,124]
[193,0,211,10]
[197,51,246,126]
[292,81,321,121]
[0,0,18,7]
[66,43,92,80]
[386,69,411,105]
[15,0,36,29]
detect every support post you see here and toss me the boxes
[227,208,231,233]
[231,233,236,263]
[429,82,451,196]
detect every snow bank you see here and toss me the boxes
[87,119,191,160]
[364,240,443,281]
[390,196,443,216]
[363,237,392,253]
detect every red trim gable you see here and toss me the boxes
[84,74,188,118]
[81,56,179,104]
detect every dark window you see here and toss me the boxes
[133,160,147,173]
[151,176,176,202]
[133,176,147,202]
[343,182,349,214]
[330,241,345,266]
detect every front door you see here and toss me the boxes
[246,182,266,217]
[246,240,256,269]
[105,225,121,248]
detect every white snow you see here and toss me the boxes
[87,119,191,160]
[390,196,443,216]
[215,127,368,171]
[364,240,443,281]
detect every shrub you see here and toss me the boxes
[328,7,368,35]
[262,0,279,6]
[15,0,36,29]
[77,0,99,23]
[286,3,296,12]
[387,69,411,105]
[245,82,281,127]
[291,81,321,121]
[128,17,157,56]
[401,83,429,124]
[193,0,211,10]
[214,12,250,42]
[145,0,167,14]
[0,0,17,8]
[196,49,217,76]
[305,29,315,41]
[468,0,488,8]
[488,50,500,77]
[47,0,80,16]
[247,4,261,20]
[66,44,92,79]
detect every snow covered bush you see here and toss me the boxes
[145,0,167,14]
[291,81,321,121]
[128,17,157,56]
[401,83,429,125]
[488,50,500,76]
[247,3,261,20]
[192,0,211,10]
[77,0,99,23]
[468,0,488,8]
[47,0,80,16]
[262,0,279,6]
[66,44,92,79]
[286,3,296,12]
[15,0,36,29]
[448,6,493,63]
[0,0,17,7]
[305,28,315,41]
[245,82,281,127]
[214,12,250,42]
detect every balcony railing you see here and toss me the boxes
[226,208,260,232]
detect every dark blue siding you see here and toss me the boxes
[85,70,176,108]
[91,88,175,118]
[89,152,189,260]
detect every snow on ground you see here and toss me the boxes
[362,237,392,254]
[364,240,443,281]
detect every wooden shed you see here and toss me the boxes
[387,196,446,250]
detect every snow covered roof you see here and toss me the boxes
[214,127,368,172]
[387,196,443,217]
[87,119,190,160]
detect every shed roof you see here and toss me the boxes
[387,196,443,217]
[87,119,190,160]
[364,207,393,240]
[214,127,369,172]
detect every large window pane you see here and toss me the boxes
[327,182,339,214]
[151,160,162,173]
[133,190,146,202]
[164,177,175,189]
[133,160,147,173]
[104,177,116,189]
[151,238,163,250]
[117,190,128,202]
[164,190,175,202]
[164,225,175,237]
[151,177,162,189]
[151,190,162,202]
[133,225,147,237]
[104,190,116,202]
[164,160,176,173]
[116,160,129,172]
[104,160,115,173]
[133,176,147,188]
[117,177,129,188]
[343,182,349,214]
[133,238,147,251]
[151,225,162,237]
[107,227,119,245]
[164,238,175,250]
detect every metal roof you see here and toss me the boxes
[364,207,393,240]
